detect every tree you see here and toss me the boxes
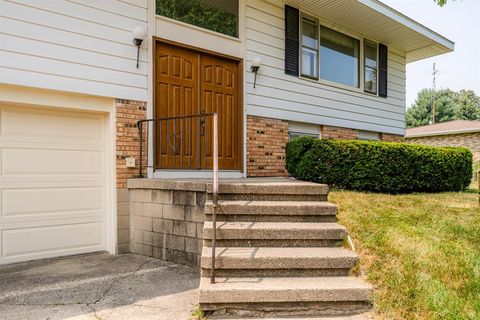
[436,0,459,6]
[406,89,480,128]
[453,90,480,120]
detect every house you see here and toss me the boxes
[405,120,480,163]
[0,0,453,270]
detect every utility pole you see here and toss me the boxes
[430,62,439,124]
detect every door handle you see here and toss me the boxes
[200,111,206,136]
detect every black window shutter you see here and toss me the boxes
[285,5,299,76]
[378,44,388,98]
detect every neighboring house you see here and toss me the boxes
[0,0,453,265]
[405,120,480,162]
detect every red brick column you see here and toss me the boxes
[115,99,147,253]
[246,115,288,177]
[115,99,147,188]
[321,125,358,140]
[380,133,403,142]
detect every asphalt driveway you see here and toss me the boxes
[0,253,200,320]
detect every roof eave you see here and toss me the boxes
[359,0,455,47]
[405,128,480,138]
[358,0,455,62]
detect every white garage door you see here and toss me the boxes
[0,104,108,265]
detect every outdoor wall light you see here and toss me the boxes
[132,25,147,68]
[250,56,262,88]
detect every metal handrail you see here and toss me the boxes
[211,113,218,284]
[136,113,219,283]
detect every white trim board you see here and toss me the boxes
[153,170,243,179]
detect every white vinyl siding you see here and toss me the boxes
[0,0,148,101]
[246,0,406,135]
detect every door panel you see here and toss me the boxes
[200,54,239,169]
[155,43,199,169]
[155,42,241,170]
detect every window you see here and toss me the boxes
[289,131,318,141]
[364,40,378,94]
[156,0,238,38]
[289,9,387,97]
[300,16,319,79]
[288,122,320,140]
[320,26,360,88]
[358,130,379,141]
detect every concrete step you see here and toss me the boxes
[206,180,329,201]
[212,315,373,320]
[199,276,372,317]
[203,222,347,248]
[201,247,357,277]
[205,200,338,222]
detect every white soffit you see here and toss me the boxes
[284,0,454,63]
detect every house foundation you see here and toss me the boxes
[127,179,206,267]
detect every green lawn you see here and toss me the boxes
[330,190,480,320]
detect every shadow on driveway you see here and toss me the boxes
[0,253,200,320]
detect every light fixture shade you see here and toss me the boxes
[132,25,147,40]
[252,56,262,68]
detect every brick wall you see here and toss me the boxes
[116,99,147,188]
[129,187,205,267]
[321,125,358,140]
[406,132,480,162]
[115,99,147,253]
[380,133,404,142]
[246,115,289,177]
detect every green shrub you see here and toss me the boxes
[286,137,473,193]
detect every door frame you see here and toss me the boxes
[152,37,244,172]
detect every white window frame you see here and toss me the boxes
[358,130,380,141]
[298,10,381,97]
[288,121,321,140]
[364,39,379,95]
[300,14,319,80]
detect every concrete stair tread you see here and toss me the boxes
[203,222,347,240]
[213,315,373,320]
[206,180,329,195]
[199,276,372,303]
[206,200,337,215]
[201,247,357,269]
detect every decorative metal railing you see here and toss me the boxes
[136,113,219,283]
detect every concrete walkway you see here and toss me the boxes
[0,253,200,320]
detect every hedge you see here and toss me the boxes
[286,137,473,194]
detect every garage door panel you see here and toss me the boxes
[0,106,104,142]
[1,222,104,261]
[2,148,103,175]
[0,179,105,188]
[0,103,109,265]
[0,214,104,228]
[0,140,105,151]
[2,187,103,216]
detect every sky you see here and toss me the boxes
[380,0,480,108]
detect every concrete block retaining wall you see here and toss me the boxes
[127,180,207,268]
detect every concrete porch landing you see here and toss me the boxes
[127,177,327,190]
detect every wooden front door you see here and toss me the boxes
[154,41,241,170]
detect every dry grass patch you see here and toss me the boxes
[330,190,480,320]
